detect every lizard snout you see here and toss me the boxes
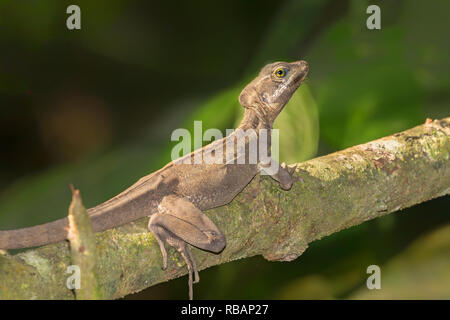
[292,60,309,85]
[295,60,309,72]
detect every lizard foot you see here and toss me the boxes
[284,163,304,183]
[281,162,298,176]
[279,162,298,190]
[166,236,200,299]
[149,219,199,299]
[148,195,226,300]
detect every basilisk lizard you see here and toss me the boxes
[0,60,309,299]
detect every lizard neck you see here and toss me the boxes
[237,109,273,131]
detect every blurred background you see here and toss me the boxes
[0,0,449,299]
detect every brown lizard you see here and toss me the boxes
[0,60,309,299]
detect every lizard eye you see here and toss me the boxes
[274,68,287,78]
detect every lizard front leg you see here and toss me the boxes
[258,159,298,190]
[148,195,226,300]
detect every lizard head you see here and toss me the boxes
[239,60,309,125]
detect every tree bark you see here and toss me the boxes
[0,118,448,299]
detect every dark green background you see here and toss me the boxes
[0,0,449,299]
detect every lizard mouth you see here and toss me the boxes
[292,60,309,86]
[293,68,308,86]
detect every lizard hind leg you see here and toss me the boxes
[148,223,199,299]
[148,195,226,300]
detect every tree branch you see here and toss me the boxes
[0,118,448,299]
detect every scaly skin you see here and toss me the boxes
[0,60,309,299]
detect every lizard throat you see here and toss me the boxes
[238,108,273,130]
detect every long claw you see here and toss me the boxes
[187,246,200,283]
[177,243,196,300]
[148,222,168,270]
[288,163,298,176]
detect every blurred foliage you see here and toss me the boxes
[0,0,448,299]
[350,223,450,299]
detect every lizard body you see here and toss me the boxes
[0,60,309,299]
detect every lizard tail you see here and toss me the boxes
[0,217,69,249]
[0,173,160,250]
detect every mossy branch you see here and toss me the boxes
[0,118,448,299]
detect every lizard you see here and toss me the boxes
[0,60,309,299]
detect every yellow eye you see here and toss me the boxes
[274,68,287,78]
